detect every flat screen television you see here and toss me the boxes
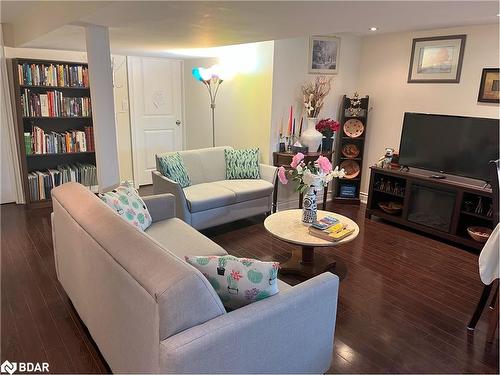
[398,113,499,181]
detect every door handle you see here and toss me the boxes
[176,120,181,126]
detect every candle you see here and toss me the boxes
[299,117,303,136]
[288,106,293,136]
[292,118,296,138]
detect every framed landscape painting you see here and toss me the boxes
[309,36,340,74]
[478,68,500,103]
[407,34,466,83]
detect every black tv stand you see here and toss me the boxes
[366,166,494,251]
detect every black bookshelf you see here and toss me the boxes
[332,94,370,204]
[11,58,97,208]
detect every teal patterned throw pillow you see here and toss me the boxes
[99,183,152,231]
[158,153,191,188]
[185,255,280,310]
[225,148,260,179]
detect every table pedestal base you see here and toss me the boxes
[280,246,346,279]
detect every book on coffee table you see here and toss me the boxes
[308,225,355,242]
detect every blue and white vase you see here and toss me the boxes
[302,186,317,224]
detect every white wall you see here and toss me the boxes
[183,41,275,163]
[358,23,500,196]
[3,47,134,183]
[269,34,362,206]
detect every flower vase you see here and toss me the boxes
[302,186,318,224]
[321,135,334,152]
[301,117,323,152]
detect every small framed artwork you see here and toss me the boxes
[478,68,500,103]
[407,34,466,83]
[309,36,340,74]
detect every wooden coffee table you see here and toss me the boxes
[264,209,359,278]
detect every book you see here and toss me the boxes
[308,224,355,242]
[24,132,32,155]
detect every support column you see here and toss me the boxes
[85,25,120,192]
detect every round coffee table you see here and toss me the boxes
[264,209,359,278]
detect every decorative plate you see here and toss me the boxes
[342,143,360,159]
[343,119,364,138]
[339,160,360,179]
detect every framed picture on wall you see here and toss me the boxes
[478,68,500,103]
[308,36,340,74]
[407,34,466,83]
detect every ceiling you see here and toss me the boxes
[2,1,499,56]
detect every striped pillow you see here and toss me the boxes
[158,153,191,188]
[225,148,260,180]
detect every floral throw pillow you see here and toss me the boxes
[224,148,261,180]
[185,255,280,310]
[99,183,152,231]
[158,153,191,188]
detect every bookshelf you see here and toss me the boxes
[11,58,98,208]
[332,94,370,204]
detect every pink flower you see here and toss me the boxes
[277,166,288,184]
[317,156,333,173]
[290,152,305,168]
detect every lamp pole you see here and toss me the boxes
[202,77,223,147]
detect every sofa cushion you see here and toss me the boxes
[158,153,191,188]
[183,183,236,213]
[99,184,152,231]
[146,218,228,259]
[185,255,280,310]
[225,148,261,179]
[213,179,274,203]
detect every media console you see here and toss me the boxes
[366,166,494,250]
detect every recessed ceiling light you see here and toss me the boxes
[369,27,378,31]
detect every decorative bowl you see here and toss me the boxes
[342,143,360,158]
[467,226,492,243]
[339,160,360,179]
[378,201,403,215]
[343,119,364,138]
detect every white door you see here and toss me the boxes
[128,57,183,186]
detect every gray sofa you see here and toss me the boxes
[51,182,339,373]
[152,146,277,230]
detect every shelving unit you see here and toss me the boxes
[366,166,494,251]
[11,58,98,208]
[332,94,370,204]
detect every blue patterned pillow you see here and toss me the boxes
[158,153,191,188]
[225,148,260,180]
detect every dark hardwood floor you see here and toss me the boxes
[1,201,498,373]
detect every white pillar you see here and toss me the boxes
[85,25,120,192]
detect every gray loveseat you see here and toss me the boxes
[152,146,277,230]
[51,182,339,373]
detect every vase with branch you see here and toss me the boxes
[300,76,332,152]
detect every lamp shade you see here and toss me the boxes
[192,67,203,81]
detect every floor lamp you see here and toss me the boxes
[192,66,224,147]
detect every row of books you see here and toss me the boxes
[21,89,92,118]
[24,126,95,155]
[18,63,89,88]
[27,164,98,202]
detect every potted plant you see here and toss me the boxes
[278,154,345,224]
[316,118,340,152]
